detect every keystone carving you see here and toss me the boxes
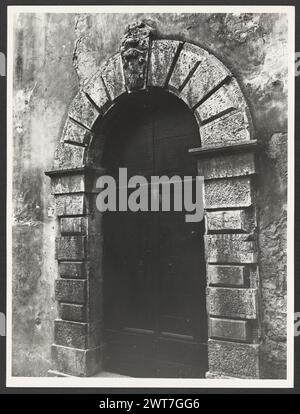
[120,21,156,91]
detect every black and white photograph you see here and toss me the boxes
[5,5,295,388]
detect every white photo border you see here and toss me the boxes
[6,4,295,389]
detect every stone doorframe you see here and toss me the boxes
[45,22,262,378]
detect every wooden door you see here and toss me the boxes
[102,90,207,377]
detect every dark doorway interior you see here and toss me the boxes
[101,90,207,378]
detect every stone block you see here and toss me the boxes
[208,339,260,378]
[204,177,253,209]
[169,43,208,91]
[62,118,92,146]
[56,235,102,262]
[207,287,258,319]
[148,40,181,87]
[55,194,88,216]
[68,90,100,130]
[207,264,247,286]
[59,261,86,279]
[180,54,230,108]
[51,344,102,376]
[198,151,256,179]
[205,234,257,263]
[60,217,87,234]
[101,53,126,101]
[195,77,248,122]
[53,143,86,170]
[83,70,110,111]
[200,110,250,147]
[206,209,254,232]
[51,174,86,195]
[56,236,86,261]
[60,303,87,322]
[55,279,86,304]
[54,319,88,349]
[209,317,251,341]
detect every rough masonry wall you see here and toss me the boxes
[12,12,288,377]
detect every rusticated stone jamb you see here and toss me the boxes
[46,166,104,376]
[191,138,261,377]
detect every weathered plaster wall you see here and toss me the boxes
[12,12,288,377]
[12,13,78,376]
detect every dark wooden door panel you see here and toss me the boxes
[105,329,207,378]
[103,90,207,377]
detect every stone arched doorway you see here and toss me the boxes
[46,22,261,379]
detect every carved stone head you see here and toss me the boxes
[120,21,156,91]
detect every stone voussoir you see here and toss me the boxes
[68,90,100,131]
[148,39,182,88]
[195,77,248,122]
[180,53,231,109]
[62,118,92,146]
[83,69,111,112]
[100,53,126,102]
[168,43,208,92]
